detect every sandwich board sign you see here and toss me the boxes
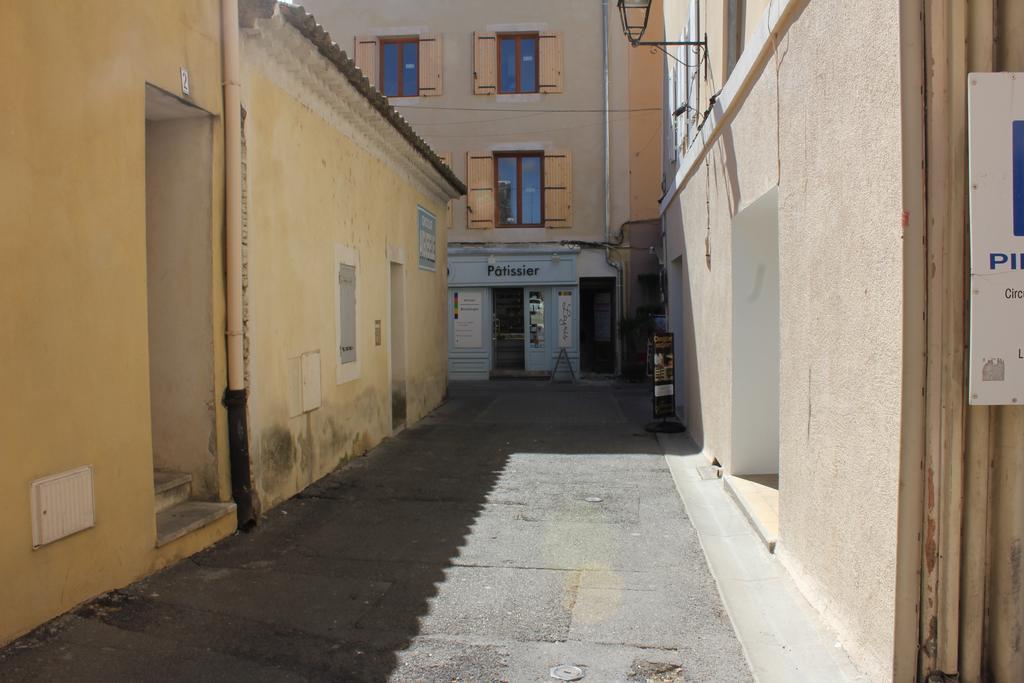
[652,332,675,418]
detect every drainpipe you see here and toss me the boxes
[602,0,624,375]
[221,0,256,527]
[891,0,926,678]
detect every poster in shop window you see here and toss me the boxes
[652,332,675,418]
[452,290,482,348]
[557,290,573,349]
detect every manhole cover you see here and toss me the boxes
[584,496,603,503]
[550,665,585,681]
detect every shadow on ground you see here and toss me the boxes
[0,381,748,682]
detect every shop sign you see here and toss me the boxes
[452,290,482,348]
[448,254,576,286]
[557,290,573,348]
[652,333,675,418]
[418,206,437,272]
[968,73,1024,404]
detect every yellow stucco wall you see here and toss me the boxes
[240,62,451,511]
[0,0,235,646]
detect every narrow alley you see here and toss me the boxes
[0,382,749,682]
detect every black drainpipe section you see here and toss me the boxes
[224,388,257,528]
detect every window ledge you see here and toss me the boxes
[495,93,542,103]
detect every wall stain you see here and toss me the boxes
[258,425,295,496]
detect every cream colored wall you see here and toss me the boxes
[661,0,903,679]
[0,0,233,646]
[300,0,635,245]
[240,66,450,510]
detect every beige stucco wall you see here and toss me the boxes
[299,0,634,260]
[661,0,903,679]
[240,56,452,510]
[0,0,234,646]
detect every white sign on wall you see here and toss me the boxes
[453,290,482,348]
[557,290,573,349]
[969,73,1024,404]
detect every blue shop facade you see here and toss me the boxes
[448,246,581,380]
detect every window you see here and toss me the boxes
[338,263,357,364]
[335,245,360,384]
[381,37,418,97]
[498,33,538,94]
[495,152,543,226]
[529,290,545,347]
[467,150,571,229]
[726,0,746,78]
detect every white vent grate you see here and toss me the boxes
[31,466,95,549]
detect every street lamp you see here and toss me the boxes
[617,0,652,45]
[616,0,707,53]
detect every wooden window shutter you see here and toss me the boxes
[440,152,454,229]
[418,33,443,96]
[544,151,572,228]
[466,151,494,229]
[538,32,564,93]
[354,36,379,89]
[473,32,497,95]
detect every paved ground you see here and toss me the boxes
[0,381,750,682]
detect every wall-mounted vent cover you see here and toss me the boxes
[31,466,95,549]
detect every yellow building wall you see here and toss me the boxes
[0,0,235,646]
[628,0,665,221]
[241,66,450,511]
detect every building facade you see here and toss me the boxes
[301,0,663,379]
[657,0,1024,680]
[0,0,461,646]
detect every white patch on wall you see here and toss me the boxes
[301,351,322,412]
[31,466,95,549]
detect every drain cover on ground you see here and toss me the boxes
[550,664,585,681]
[584,496,603,503]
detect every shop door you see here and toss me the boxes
[492,288,525,371]
[581,278,615,374]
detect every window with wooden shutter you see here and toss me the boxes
[543,151,572,228]
[440,152,453,229]
[473,32,497,95]
[466,151,494,229]
[538,32,564,93]
[418,33,443,96]
[354,36,379,89]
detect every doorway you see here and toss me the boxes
[390,262,406,431]
[580,278,615,374]
[492,288,525,373]
[730,188,780,477]
[144,85,217,501]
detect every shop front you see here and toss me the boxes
[448,247,580,380]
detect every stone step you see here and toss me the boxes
[156,501,236,548]
[153,469,192,514]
